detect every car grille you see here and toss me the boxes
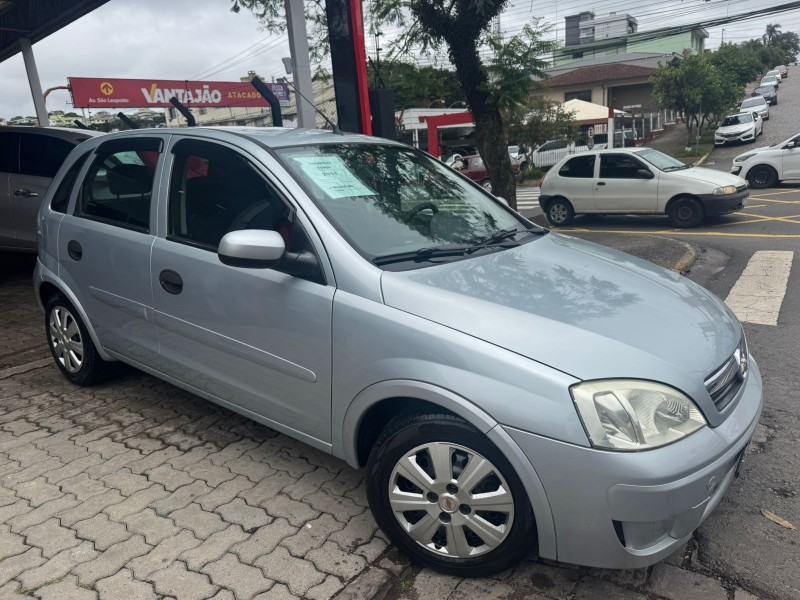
[705,336,748,411]
[721,132,742,138]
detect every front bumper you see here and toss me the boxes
[697,189,749,216]
[506,357,762,569]
[715,130,756,145]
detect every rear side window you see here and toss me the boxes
[78,138,161,231]
[51,152,91,214]
[0,132,20,173]
[19,134,75,178]
[559,155,595,178]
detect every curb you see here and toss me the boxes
[672,241,698,274]
[694,152,711,166]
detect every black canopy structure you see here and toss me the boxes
[0,0,110,124]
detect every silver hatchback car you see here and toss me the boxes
[34,127,762,576]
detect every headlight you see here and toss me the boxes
[571,380,706,451]
[712,185,737,195]
[734,153,755,163]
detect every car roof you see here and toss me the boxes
[725,112,752,118]
[70,126,391,150]
[742,96,766,102]
[0,126,104,141]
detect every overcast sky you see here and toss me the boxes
[0,0,792,118]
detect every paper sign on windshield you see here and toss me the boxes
[293,156,377,199]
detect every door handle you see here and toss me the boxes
[159,270,183,295]
[13,189,38,198]
[597,182,606,186]
[67,240,82,261]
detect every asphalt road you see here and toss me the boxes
[516,68,800,600]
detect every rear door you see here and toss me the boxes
[0,131,20,249]
[10,132,76,250]
[594,153,659,212]
[553,155,596,213]
[57,136,165,363]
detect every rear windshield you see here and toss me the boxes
[722,114,753,126]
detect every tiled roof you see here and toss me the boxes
[544,63,656,88]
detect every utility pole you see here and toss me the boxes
[284,0,315,128]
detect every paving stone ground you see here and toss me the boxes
[0,260,767,600]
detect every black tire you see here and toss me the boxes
[480,180,493,193]
[667,196,704,228]
[545,197,574,227]
[45,294,111,386]
[520,161,529,172]
[366,412,536,578]
[747,165,778,189]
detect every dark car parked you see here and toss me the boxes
[452,155,520,193]
[1,127,103,252]
[752,85,778,105]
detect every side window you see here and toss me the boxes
[0,132,20,173]
[167,139,324,283]
[51,152,91,214]
[600,154,650,179]
[20,134,75,178]
[470,157,484,170]
[559,155,596,178]
[78,138,161,231]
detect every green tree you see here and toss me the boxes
[651,54,741,144]
[506,96,577,153]
[368,61,464,109]
[763,23,781,47]
[709,43,762,87]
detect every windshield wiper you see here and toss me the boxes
[373,245,472,266]
[663,165,690,172]
[469,227,545,249]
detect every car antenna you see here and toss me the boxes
[284,79,342,135]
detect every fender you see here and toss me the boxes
[339,379,558,561]
[34,261,115,362]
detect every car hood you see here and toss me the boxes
[717,124,754,135]
[381,234,740,424]
[665,166,745,188]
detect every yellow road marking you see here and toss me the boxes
[748,189,800,197]
[712,213,800,227]
[748,197,800,204]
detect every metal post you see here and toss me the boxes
[607,106,615,149]
[284,0,315,128]
[19,38,49,126]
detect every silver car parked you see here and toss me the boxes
[1,126,102,252]
[34,127,762,576]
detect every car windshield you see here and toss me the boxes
[722,114,753,126]
[637,149,688,172]
[275,143,542,268]
[740,99,762,108]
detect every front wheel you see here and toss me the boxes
[481,180,493,193]
[366,413,535,577]
[45,294,111,386]
[667,196,704,228]
[545,198,574,227]
[747,165,778,189]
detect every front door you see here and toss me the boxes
[150,138,334,447]
[57,136,164,364]
[782,136,800,179]
[593,153,659,212]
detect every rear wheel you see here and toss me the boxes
[366,413,535,577]
[667,196,704,228]
[747,165,778,189]
[45,294,110,386]
[545,198,574,227]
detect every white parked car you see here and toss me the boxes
[760,75,780,89]
[714,112,763,146]
[731,131,800,188]
[531,139,591,169]
[765,69,782,82]
[539,148,749,228]
[739,96,769,121]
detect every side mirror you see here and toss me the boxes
[218,229,285,268]
[637,169,655,179]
